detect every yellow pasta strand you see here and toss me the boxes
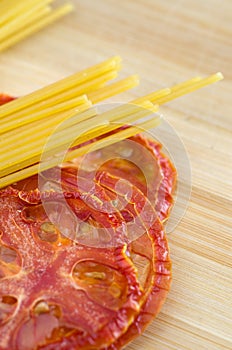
[0,95,89,134]
[69,102,158,147]
[88,75,139,103]
[0,102,158,176]
[0,74,138,147]
[0,116,159,189]
[0,1,53,41]
[65,117,160,163]
[0,98,91,148]
[152,73,223,105]
[0,70,117,133]
[0,54,224,189]
[0,0,46,25]
[134,75,222,106]
[0,56,121,119]
[0,1,74,52]
[0,4,74,52]
[0,108,97,177]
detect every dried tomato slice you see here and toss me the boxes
[54,170,172,349]
[0,93,16,105]
[130,134,176,221]
[0,187,144,350]
[39,134,174,349]
[0,170,171,349]
[105,231,171,350]
[0,95,173,349]
[93,172,171,349]
[62,133,176,222]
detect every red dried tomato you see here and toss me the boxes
[0,95,175,349]
[40,169,172,349]
[0,187,143,349]
[61,133,176,222]
[0,93,15,105]
[94,172,172,349]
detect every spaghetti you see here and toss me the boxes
[0,0,73,52]
[0,57,223,188]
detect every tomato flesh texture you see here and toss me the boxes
[0,188,143,350]
[57,171,172,350]
[62,133,176,222]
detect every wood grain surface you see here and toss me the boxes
[0,1,231,349]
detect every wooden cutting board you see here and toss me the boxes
[0,0,231,349]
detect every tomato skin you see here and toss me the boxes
[129,134,176,221]
[104,235,171,350]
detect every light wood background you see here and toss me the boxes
[0,1,231,349]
